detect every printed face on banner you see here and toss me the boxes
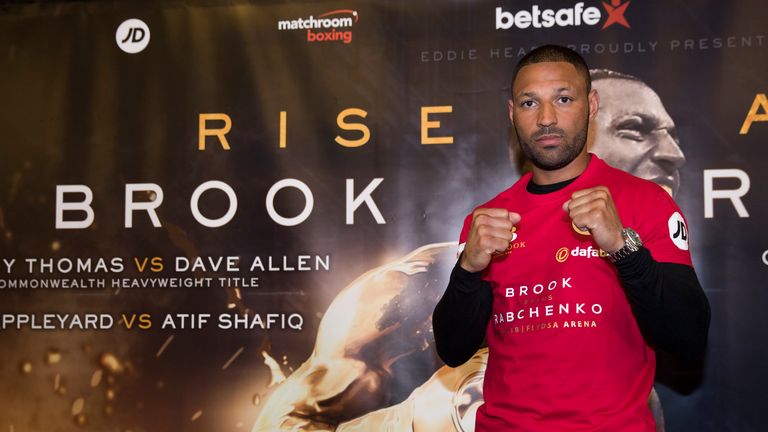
[509,62,595,172]
[590,77,685,196]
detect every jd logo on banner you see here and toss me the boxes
[116,18,151,54]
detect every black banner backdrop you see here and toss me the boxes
[0,0,766,431]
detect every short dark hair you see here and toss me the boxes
[511,45,591,95]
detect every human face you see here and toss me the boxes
[590,78,684,196]
[509,62,599,183]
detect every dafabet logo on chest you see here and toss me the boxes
[556,245,608,263]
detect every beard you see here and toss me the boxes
[515,122,589,171]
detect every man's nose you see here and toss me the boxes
[537,103,557,128]
[651,129,685,171]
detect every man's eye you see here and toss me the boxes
[521,100,536,108]
[617,130,645,142]
[557,97,572,104]
[615,117,649,142]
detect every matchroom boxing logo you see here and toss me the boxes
[495,1,630,31]
[277,9,359,44]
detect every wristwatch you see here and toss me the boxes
[608,228,642,262]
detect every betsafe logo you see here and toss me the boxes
[495,1,631,31]
[116,19,150,54]
[278,9,359,44]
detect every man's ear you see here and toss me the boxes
[508,99,515,124]
[588,89,600,120]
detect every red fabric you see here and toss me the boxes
[458,155,692,431]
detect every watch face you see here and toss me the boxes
[625,228,642,247]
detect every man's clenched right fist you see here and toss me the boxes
[460,208,521,273]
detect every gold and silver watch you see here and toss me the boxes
[608,228,642,262]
